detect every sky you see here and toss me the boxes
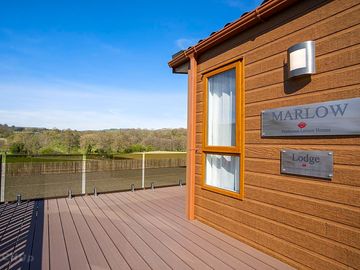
[0,0,262,130]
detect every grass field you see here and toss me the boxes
[6,155,82,163]
[5,151,186,163]
[114,151,186,160]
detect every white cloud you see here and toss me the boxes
[175,38,198,50]
[0,109,186,130]
[0,79,187,130]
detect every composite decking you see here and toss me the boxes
[0,186,294,270]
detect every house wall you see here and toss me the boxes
[193,0,360,269]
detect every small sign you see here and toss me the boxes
[281,150,333,179]
[262,97,360,137]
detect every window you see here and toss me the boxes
[202,61,244,199]
[207,68,236,147]
[205,154,239,192]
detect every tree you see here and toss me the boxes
[40,147,61,154]
[9,142,27,154]
[2,125,187,154]
[85,144,93,154]
[124,144,147,153]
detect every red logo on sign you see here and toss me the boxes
[298,122,307,129]
[302,163,307,167]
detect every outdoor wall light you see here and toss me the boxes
[287,41,316,78]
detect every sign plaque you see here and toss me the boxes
[262,97,360,137]
[281,150,333,179]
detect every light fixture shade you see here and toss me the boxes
[287,41,316,78]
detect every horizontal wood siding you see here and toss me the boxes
[194,0,360,269]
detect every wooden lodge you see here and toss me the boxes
[168,0,360,269]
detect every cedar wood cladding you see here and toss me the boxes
[194,0,360,269]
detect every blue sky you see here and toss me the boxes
[0,0,262,130]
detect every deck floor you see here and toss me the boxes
[0,186,294,270]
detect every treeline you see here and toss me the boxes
[0,124,187,154]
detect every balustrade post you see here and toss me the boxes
[0,153,6,202]
[142,152,145,189]
[82,154,86,194]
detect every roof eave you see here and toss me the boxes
[168,0,300,69]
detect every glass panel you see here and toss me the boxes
[208,68,236,146]
[5,154,83,201]
[144,158,186,188]
[2,153,186,202]
[86,155,142,193]
[205,154,239,192]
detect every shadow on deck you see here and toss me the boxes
[0,200,44,270]
[0,186,294,270]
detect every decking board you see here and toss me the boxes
[80,196,151,270]
[89,195,171,270]
[66,196,110,270]
[99,193,191,270]
[117,192,232,270]
[107,193,212,270]
[57,198,90,270]
[125,191,257,270]
[10,201,37,270]
[73,196,130,270]
[139,188,293,269]
[0,202,33,270]
[47,199,70,270]
[0,186,294,270]
[131,190,277,270]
